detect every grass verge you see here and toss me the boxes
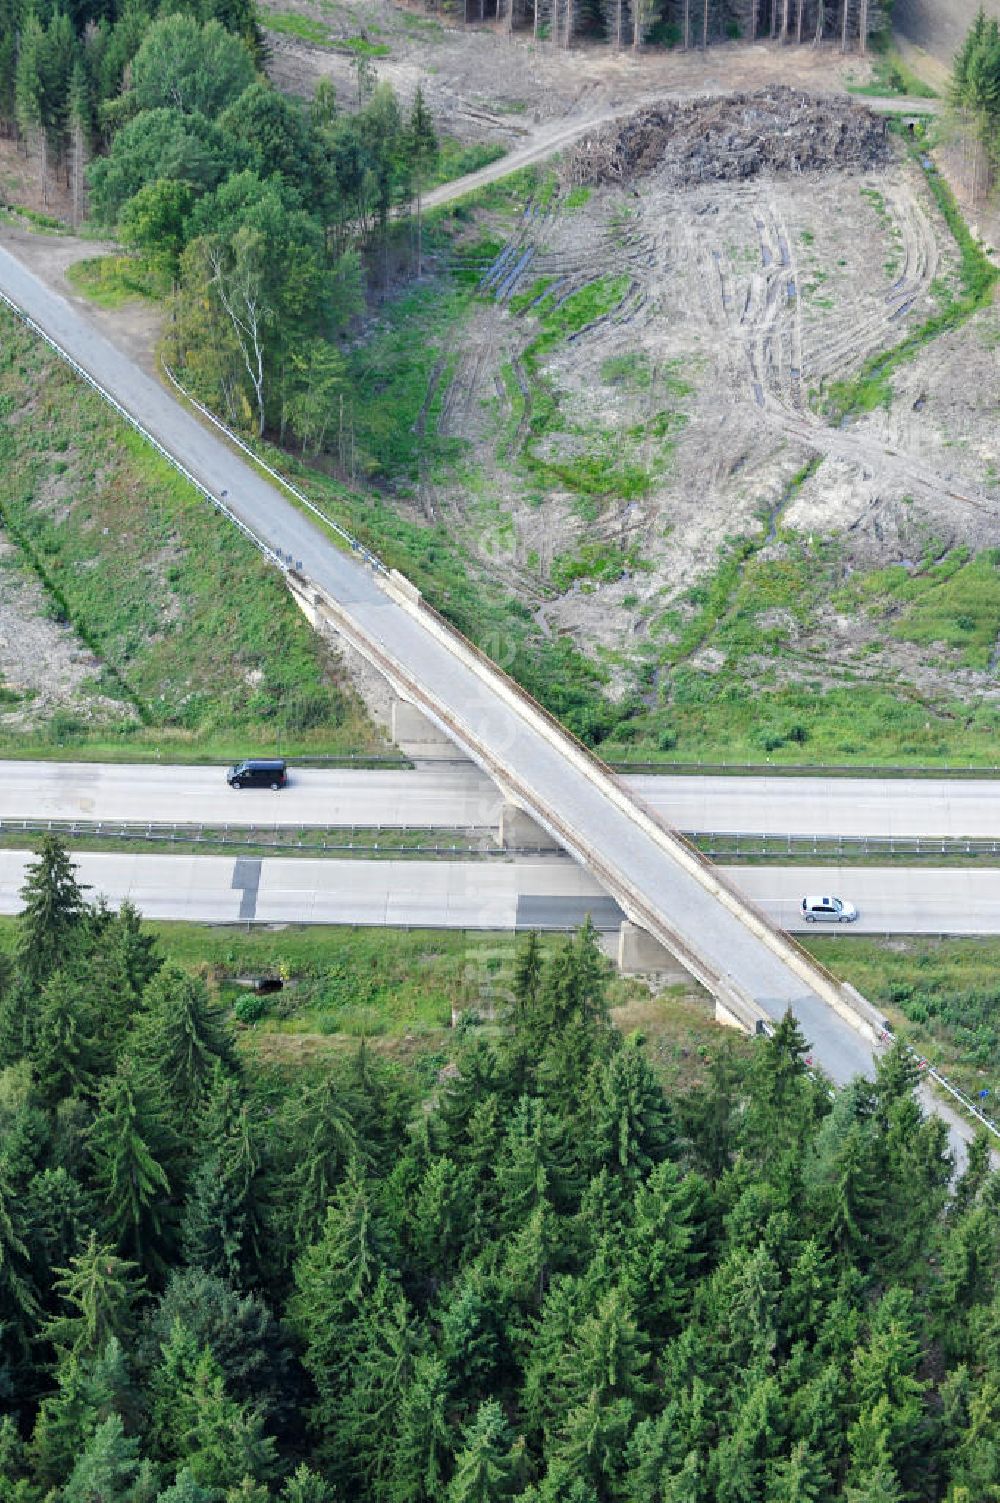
[845,53,939,100]
[66,256,168,307]
[0,306,379,760]
[2,916,709,1074]
[807,935,1000,1103]
[263,10,335,42]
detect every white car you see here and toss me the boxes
[800,895,858,924]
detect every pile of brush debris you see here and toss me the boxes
[563,86,892,188]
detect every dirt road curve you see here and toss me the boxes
[422,90,941,213]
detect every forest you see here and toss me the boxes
[0,0,440,446]
[0,0,889,454]
[951,7,1000,196]
[480,0,883,52]
[1,836,1000,1502]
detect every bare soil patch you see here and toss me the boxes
[386,89,999,757]
[0,540,137,731]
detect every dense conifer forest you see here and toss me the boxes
[0,836,998,1501]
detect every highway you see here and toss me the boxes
[0,848,996,939]
[4,761,1000,839]
[0,240,887,1091]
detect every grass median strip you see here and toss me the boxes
[0,823,519,859]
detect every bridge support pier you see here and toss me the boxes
[617,921,693,984]
[499,804,562,851]
[390,698,469,761]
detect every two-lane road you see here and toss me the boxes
[0,848,993,939]
[4,760,999,839]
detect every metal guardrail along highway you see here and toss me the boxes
[693,831,1000,861]
[0,241,894,1089]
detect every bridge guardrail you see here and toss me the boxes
[161,363,390,576]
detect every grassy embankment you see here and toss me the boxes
[0,306,381,762]
[0,910,735,1086]
[113,921,748,1093]
[808,935,1000,1104]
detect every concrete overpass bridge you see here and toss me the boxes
[0,243,892,1085]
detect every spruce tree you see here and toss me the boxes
[180,1350,277,1493]
[89,1057,174,1274]
[17,837,89,992]
[135,966,237,1123]
[0,1152,39,1372]
[339,1275,422,1492]
[623,1161,704,1338]
[33,1342,140,1495]
[279,1464,335,1503]
[446,1402,521,1503]
[32,970,102,1104]
[389,1354,451,1503]
[586,1033,675,1185]
[155,1470,215,1503]
[180,1099,262,1291]
[289,1165,396,1440]
[113,900,162,1001]
[62,1414,156,1503]
[282,1075,358,1247]
[45,1234,143,1361]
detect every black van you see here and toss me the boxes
[227,758,288,790]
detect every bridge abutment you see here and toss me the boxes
[498,804,562,851]
[390,698,470,761]
[617,921,694,985]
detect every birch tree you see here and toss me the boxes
[207,227,271,437]
[633,0,658,49]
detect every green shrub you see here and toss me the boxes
[234,993,271,1024]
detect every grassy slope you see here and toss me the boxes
[0,910,735,1089]
[136,921,752,1094]
[0,307,379,761]
[808,935,1000,1102]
